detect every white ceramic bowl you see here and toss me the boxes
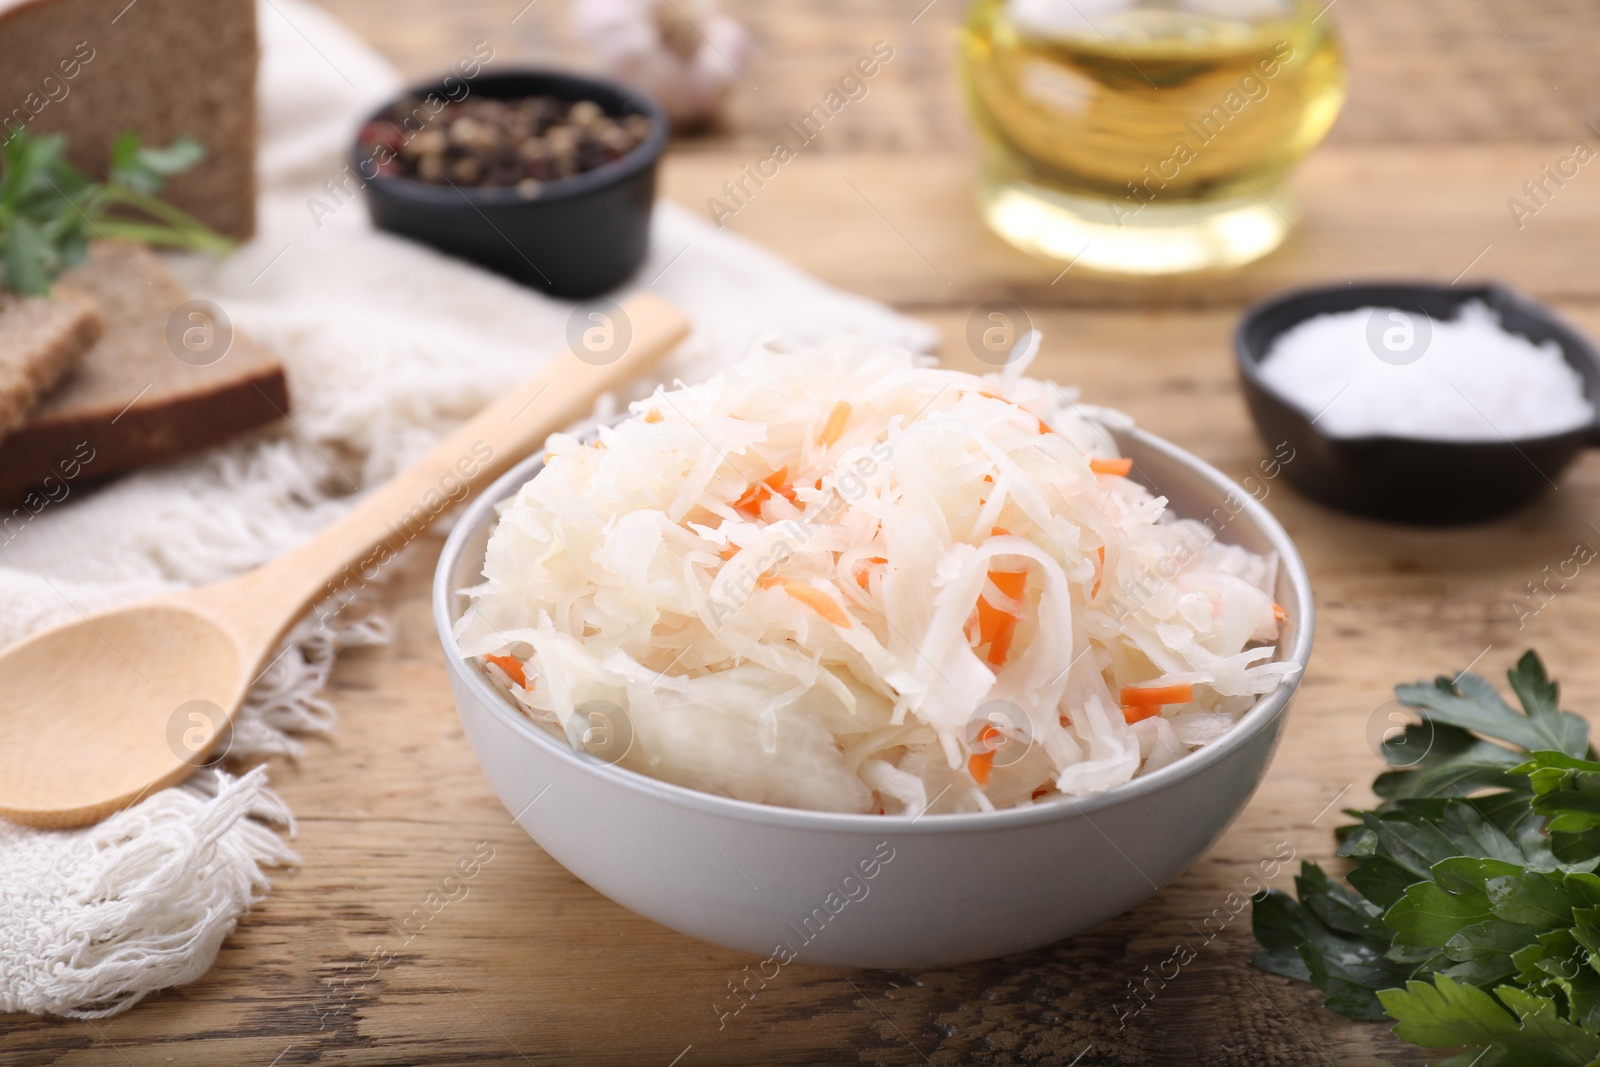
[433,424,1314,968]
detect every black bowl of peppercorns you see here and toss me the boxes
[354,69,668,299]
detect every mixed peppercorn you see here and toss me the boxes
[362,96,655,196]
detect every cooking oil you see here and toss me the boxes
[960,0,1346,274]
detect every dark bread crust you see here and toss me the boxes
[0,0,258,239]
[0,243,289,505]
[0,286,102,440]
[0,364,288,505]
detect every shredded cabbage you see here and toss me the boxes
[457,340,1295,815]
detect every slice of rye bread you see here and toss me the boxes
[0,285,101,440]
[0,243,289,505]
[0,0,258,239]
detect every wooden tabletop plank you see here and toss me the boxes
[660,147,1600,308]
[314,0,1600,147]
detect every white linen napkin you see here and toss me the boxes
[0,0,935,1018]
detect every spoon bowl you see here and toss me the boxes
[0,602,247,823]
[0,293,690,828]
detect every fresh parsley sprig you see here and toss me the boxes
[0,129,233,295]
[1252,652,1600,1066]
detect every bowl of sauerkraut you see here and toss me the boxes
[435,339,1313,967]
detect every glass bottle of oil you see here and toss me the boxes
[960,0,1346,274]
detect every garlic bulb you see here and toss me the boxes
[571,0,751,129]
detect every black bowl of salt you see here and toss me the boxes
[1235,282,1600,525]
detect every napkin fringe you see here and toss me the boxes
[1,768,292,1018]
[0,609,388,1018]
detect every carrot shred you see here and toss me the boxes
[1091,545,1106,598]
[732,482,766,515]
[734,468,793,517]
[1122,704,1161,725]
[643,409,663,424]
[968,724,1004,786]
[960,527,1039,669]
[990,570,1027,600]
[765,467,797,502]
[971,546,1029,666]
[968,750,995,787]
[1059,714,1072,728]
[720,545,739,561]
[484,654,526,688]
[819,401,851,446]
[1272,602,1287,622]
[986,619,1018,666]
[782,582,852,627]
[1120,683,1195,708]
[756,573,781,590]
[1031,785,1050,801]
[968,751,995,786]
[851,555,887,589]
[1090,457,1133,477]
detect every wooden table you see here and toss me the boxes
[10,1,1600,1064]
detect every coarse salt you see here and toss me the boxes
[1256,301,1595,441]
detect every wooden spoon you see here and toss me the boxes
[0,292,690,828]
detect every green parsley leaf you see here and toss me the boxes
[1251,865,1411,1021]
[108,131,205,194]
[1251,651,1600,1063]
[0,129,229,295]
[1379,976,1600,1066]
[1508,652,1591,757]
[3,214,49,295]
[1396,652,1590,759]
[1385,879,1495,948]
[1373,720,1529,802]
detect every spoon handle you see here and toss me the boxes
[209,292,690,652]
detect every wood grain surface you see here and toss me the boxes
[8,0,1600,1064]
